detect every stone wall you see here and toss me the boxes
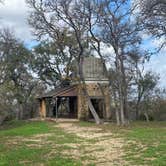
[77,83,111,120]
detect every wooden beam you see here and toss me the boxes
[39,98,46,118]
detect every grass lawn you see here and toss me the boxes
[0,120,82,166]
[123,122,166,166]
[77,121,166,165]
[0,120,165,166]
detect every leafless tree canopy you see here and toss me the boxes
[140,0,166,47]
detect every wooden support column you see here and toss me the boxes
[105,90,111,119]
[39,98,46,118]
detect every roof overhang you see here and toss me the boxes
[36,85,77,99]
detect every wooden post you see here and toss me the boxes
[105,91,111,119]
[40,98,46,118]
[56,97,58,121]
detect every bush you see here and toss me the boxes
[139,113,154,121]
[0,112,8,125]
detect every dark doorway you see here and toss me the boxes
[69,97,77,118]
[89,98,104,119]
[53,97,77,119]
[52,97,61,117]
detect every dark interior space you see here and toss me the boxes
[52,97,61,117]
[89,98,104,119]
[52,97,77,119]
[69,97,78,118]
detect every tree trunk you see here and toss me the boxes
[119,89,126,125]
[135,90,143,120]
[119,54,129,124]
[144,112,149,122]
[112,90,120,125]
[115,108,120,126]
[135,104,140,120]
[116,53,126,125]
[97,83,106,115]
[18,104,24,120]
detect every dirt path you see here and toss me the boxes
[57,119,127,166]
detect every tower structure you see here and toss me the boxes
[71,56,111,120]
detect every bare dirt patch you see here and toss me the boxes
[5,133,54,148]
[57,119,127,166]
[3,119,128,165]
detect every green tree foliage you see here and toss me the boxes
[31,31,77,88]
[32,42,63,88]
[0,28,39,121]
[135,71,159,121]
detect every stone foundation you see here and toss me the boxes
[77,83,111,120]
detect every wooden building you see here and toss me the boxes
[37,56,111,120]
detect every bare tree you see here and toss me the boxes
[79,0,142,125]
[26,0,148,125]
[140,0,166,48]
[26,0,101,124]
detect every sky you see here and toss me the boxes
[0,0,166,88]
[0,0,38,47]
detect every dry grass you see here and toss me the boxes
[1,119,165,165]
[57,119,126,166]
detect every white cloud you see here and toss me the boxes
[0,0,33,41]
[145,48,166,88]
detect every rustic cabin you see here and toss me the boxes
[37,56,111,121]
